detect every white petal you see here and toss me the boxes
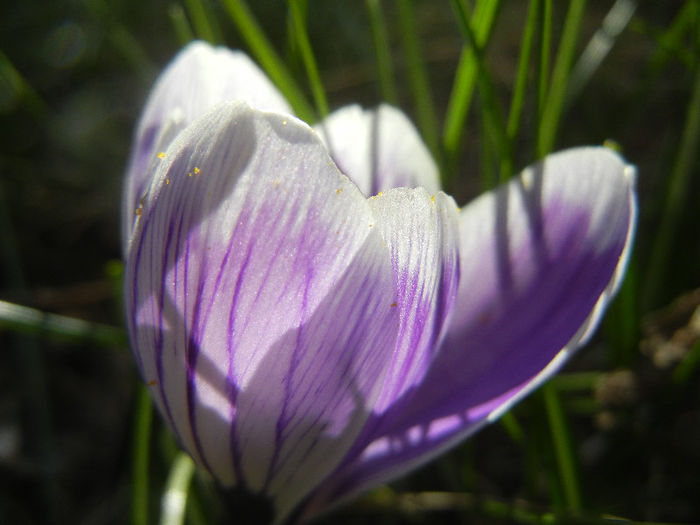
[314,104,440,196]
[123,41,292,250]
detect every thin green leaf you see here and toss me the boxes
[184,0,221,43]
[442,0,502,173]
[366,0,398,104]
[567,0,637,106]
[543,382,582,512]
[131,386,154,525]
[159,453,196,525]
[168,4,195,46]
[506,0,540,144]
[673,337,700,385]
[603,258,639,367]
[222,0,315,122]
[0,49,48,118]
[0,299,127,346]
[499,411,524,444]
[288,0,329,117]
[550,371,602,392]
[396,0,440,161]
[644,49,700,309]
[647,0,699,73]
[449,0,511,183]
[0,181,56,518]
[358,489,680,523]
[536,0,552,126]
[537,0,587,157]
[82,0,155,77]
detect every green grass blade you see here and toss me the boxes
[365,0,398,104]
[537,0,552,127]
[543,382,582,513]
[82,0,155,77]
[284,0,306,74]
[168,4,196,46]
[644,63,700,309]
[396,0,440,160]
[603,257,639,366]
[499,411,524,444]
[289,0,329,118]
[442,0,502,169]
[0,299,127,346]
[159,453,196,525]
[506,0,540,144]
[0,49,48,118]
[647,0,699,73]
[0,180,57,518]
[550,371,602,392]
[131,386,154,525]
[449,0,511,183]
[184,0,222,43]
[567,0,637,105]
[222,0,315,122]
[673,338,700,385]
[537,0,587,157]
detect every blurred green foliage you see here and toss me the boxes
[0,1,698,524]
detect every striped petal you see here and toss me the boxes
[122,41,292,249]
[306,147,637,513]
[314,104,441,197]
[125,102,400,520]
[365,188,460,414]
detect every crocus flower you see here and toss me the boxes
[123,42,637,524]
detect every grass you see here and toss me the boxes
[0,1,698,524]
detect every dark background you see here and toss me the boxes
[1,1,698,524]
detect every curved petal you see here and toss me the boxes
[314,104,441,197]
[122,41,292,249]
[306,146,637,513]
[365,188,461,414]
[124,102,401,520]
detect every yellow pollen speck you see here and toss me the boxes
[282,119,287,125]
[430,195,435,203]
[336,188,342,194]
[157,152,165,159]
[165,178,170,185]
[377,191,383,197]
[194,167,200,174]
[134,207,142,216]
[187,172,193,177]
[369,224,373,228]
[390,302,397,308]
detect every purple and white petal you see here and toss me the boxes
[122,41,292,249]
[125,102,402,517]
[306,147,637,512]
[365,188,461,414]
[314,104,441,197]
